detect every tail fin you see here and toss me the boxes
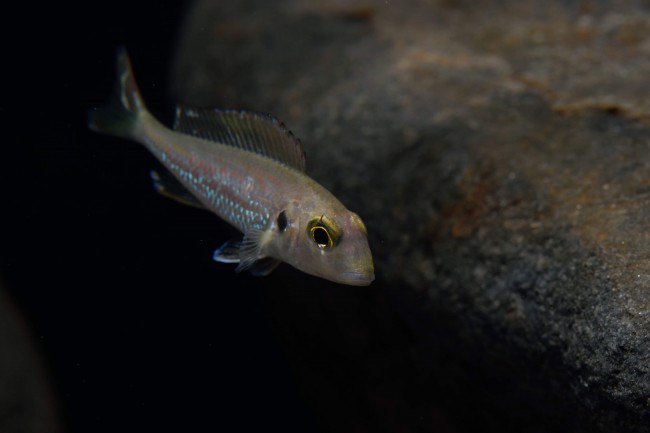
[88,47,147,139]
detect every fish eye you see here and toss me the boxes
[307,216,341,249]
[311,226,331,248]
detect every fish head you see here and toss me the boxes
[269,200,375,286]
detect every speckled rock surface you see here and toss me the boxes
[171,1,649,431]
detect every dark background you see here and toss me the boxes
[1,2,321,432]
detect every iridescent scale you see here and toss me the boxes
[142,107,306,233]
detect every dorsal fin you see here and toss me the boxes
[173,106,306,172]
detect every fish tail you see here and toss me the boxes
[88,47,147,139]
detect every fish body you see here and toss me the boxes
[88,48,374,285]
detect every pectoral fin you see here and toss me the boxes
[212,230,278,275]
[249,257,281,276]
[235,229,266,272]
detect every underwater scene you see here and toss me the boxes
[2,0,649,432]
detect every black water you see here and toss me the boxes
[1,1,320,431]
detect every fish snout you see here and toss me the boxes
[337,270,375,286]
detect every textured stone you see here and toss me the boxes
[171,1,650,431]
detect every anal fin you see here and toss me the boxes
[150,169,204,209]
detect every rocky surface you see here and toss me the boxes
[170,1,649,431]
[0,284,58,433]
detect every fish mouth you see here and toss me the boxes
[337,271,375,286]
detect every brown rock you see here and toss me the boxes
[171,1,650,431]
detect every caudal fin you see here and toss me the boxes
[88,47,147,139]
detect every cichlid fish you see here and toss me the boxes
[88,48,374,285]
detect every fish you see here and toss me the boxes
[88,48,374,286]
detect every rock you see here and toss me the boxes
[0,284,59,433]
[171,1,650,431]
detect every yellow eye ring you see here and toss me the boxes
[307,216,341,249]
[310,225,333,248]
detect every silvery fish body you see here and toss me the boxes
[88,48,374,285]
